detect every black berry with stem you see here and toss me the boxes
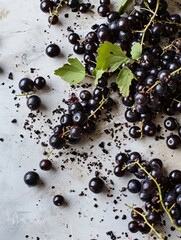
[46,44,60,57]
[115,152,128,165]
[49,135,65,149]
[39,159,52,171]
[24,171,40,186]
[129,126,141,139]
[146,211,161,225]
[40,0,54,13]
[124,108,140,123]
[114,165,125,177]
[143,121,157,136]
[89,177,104,194]
[131,207,144,221]
[19,78,34,92]
[68,33,80,44]
[34,76,46,90]
[73,43,85,54]
[27,95,41,110]
[53,124,63,135]
[48,15,59,25]
[69,125,82,139]
[53,195,64,206]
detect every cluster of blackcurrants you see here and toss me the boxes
[18,77,46,110]
[40,0,92,25]
[67,0,181,149]
[114,151,181,234]
[49,77,115,149]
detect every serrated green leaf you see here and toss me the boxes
[118,0,132,14]
[95,41,130,78]
[131,42,142,60]
[54,58,86,84]
[116,66,135,97]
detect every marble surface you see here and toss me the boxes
[0,0,180,240]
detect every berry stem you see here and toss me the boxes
[171,66,181,76]
[135,161,181,232]
[49,0,64,26]
[88,97,108,120]
[140,0,160,47]
[146,80,160,94]
[126,204,164,240]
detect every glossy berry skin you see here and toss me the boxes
[67,0,79,8]
[127,179,141,193]
[72,111,87,125]
[27,95,41,110]
[46,44,60,57]
[53,195,64,206]
[24,171,39,186]
[68,33,80,44]
[49,135,65,149]
[164,117,178,131]
[115,152,128,165]
[60,114,73,126]
[34,76,46,90]
[39,159,52,171]
[97,5,110,17]
[48,15,59,25]
[114,165,125,177]
[129,126,141,139]
[40,0,54,13]
[128,221,139,233]
[169,170,181,184]
[69,125,83,139]
[89,177,104,194]
[143,122,157,136]
[166,135,181,149]
[146,211,161,225]
[131,207,144,221]
[53,125,63,135]
[79,90,91,101]
[82,120,96,134]
[69,102,83,115]
[19,78,34,92]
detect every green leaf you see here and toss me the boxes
[94,41,130,81]
[131,42,142,60]
[118,0,132,14]
[116,66,135,97]
[54,58,86,84]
